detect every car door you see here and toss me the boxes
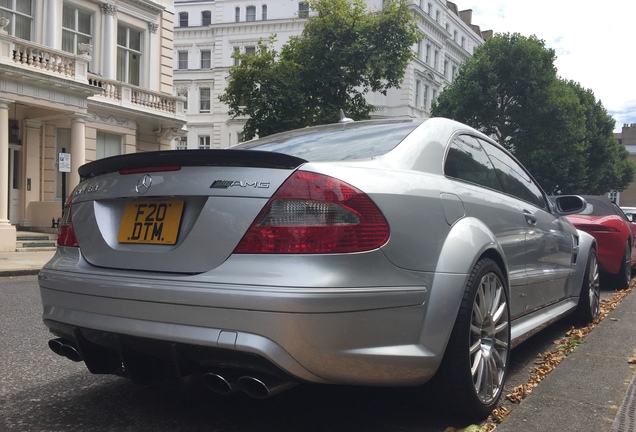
[478,139,574,313]
[444,135,528,319]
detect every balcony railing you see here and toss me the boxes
[88,75,185,119]
[0,33,185,122]
[0,35,89,81]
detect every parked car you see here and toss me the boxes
[563,196,636,289]
[620,206,636,223]
[39,117,599,422]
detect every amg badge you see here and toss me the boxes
[210,180,270,189]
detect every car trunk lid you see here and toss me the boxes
[69,150,306,273]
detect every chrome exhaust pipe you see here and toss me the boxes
[48,338,83,362]
[201,372,239,395]
[236,375,296,399]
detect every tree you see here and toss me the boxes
[566,81,635,194]
[432,33,634,195]
[219,0,420,140]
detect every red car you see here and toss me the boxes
[563,196,636,289]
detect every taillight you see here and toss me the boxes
[57,191,78,247]
[576,224,620,233]
[234,171,390,254]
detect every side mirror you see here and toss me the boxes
[553,195,587,215]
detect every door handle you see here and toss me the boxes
[523,210,537,225]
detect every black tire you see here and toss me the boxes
[433,258,510,422]
[611,242,631,290]
[574,247,600,324]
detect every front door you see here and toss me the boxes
[8,147,20,224]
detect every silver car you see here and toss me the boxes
[39,117,599,421]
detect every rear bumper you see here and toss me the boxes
[38,250,467,386]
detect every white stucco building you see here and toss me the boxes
[0,0,186,250]
[173,0,490,149]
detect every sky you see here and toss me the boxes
[468,1,635,132]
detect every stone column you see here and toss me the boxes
[69,115,86,189]
[43,0,62,48]
[0,101,16,251]
[101,3,117,80]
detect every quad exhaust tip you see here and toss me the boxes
[48,338,83,362]
[202,371,296,398]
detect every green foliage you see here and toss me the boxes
[219,0,420,140]
[432,33,635,195]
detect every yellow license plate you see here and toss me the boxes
[118,200,184,245]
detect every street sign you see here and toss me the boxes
[59,153,71,173]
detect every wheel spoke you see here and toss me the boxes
[469,269,510,404]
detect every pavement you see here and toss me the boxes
[1,249,635,432]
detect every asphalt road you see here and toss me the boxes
[0,275,613,432]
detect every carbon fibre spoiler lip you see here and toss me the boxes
[78,149,307,180]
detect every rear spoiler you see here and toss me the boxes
[79,150,307,180]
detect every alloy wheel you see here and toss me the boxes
[469,272,510,404]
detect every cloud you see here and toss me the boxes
[469,0,636,131]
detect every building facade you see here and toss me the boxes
[0,0,186,251]
[173,0,489,150]
[614,124,636,206]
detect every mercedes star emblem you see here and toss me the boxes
[136,174,152,195]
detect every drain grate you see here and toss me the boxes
[610,369,636,432]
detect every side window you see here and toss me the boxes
[445,135,503,192]
[478,139,546,208]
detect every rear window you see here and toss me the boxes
[579,197,620,216]
[235,120,421,161]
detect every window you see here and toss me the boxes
[423,85,430,109]
[235,6,240,22]
[176,136,188,150]
[453,30,457,42]
[416,40,421,58]
[435,10,440,22]
[433,50,438,70]
[200,87,211,112]
[445,135,501,192]
[179,12,188,27]
[236,122,420,161]
[201,10,211,26]
[0,0,33,40]
[117,25,142,86]
[262,5,267,20]
[443,60,448,77]
[425,44,430,64]
[461,36,465,48]
[427,3,432,15]
[609,191,619,204]
[246,5,256,21]
[233,47,240,66]
[415,79,421,108]
[178,51,188,70]
[245,46,255,56]
[96,131,121,160]
[200,50,211,69]
[198,135,211,149]
[298,2,309,18]
[479,139,546,208]
[182,90,188,111]
[62,5,92,54]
